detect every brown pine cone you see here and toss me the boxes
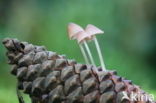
[2,38,155,103]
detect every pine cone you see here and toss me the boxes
[2,38,155,103]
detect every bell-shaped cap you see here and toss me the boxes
[77,31,91,43]
[85,24,104,37]
[67,23,84,40]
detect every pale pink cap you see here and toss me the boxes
[67,23,84,40]
[76,24,104,43]
[77,31,91,43]
[85,24,104,37]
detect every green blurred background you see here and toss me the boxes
[0,0,156,103]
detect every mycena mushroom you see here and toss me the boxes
[76,31,96,66]
[67,23,90,64]
[77,24,106,71]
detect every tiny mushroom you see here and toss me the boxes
[67,23,84,40]
[77,24,106,71]
[76,31,96,65]
[67,23,90,64]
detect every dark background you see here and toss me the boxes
[0,0,156,102]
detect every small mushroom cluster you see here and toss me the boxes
[67,23,106,71]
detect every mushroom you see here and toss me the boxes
[67,23,91,64]
[77,24,106,71]
[76,31,95,65]
[67,23,84,40]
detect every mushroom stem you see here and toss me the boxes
[83,41,95,65]
[78,44,90,64]
[93,37,106,71]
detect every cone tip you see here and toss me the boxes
[2,38,11,45]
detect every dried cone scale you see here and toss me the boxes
[2,38,155,103]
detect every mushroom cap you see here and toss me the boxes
[77,31,91,43]
[85,24,104,37]
[77,24,104,43]
[67,23,84,40]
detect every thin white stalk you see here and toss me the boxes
[79,44,90,64]
[93,37,106,71]
[83,41,95,65]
